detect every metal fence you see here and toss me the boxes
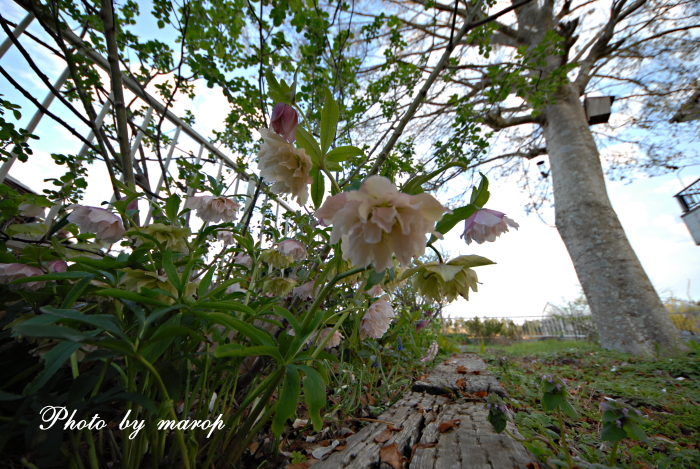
[0,1,296,245]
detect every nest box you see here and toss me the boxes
[584,96,614,125]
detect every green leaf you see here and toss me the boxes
[271,306,301,335]
[40,306,127,341]
[601,423,627,442]
[214,344,282,362]
[148,325,203,343]
[470,173,490,207]
[204,313,275,346]
[311,170,325,209]
[560,399,578,420]
[326,146,363,163]
[198,266,216,298]
[13,323,91,342]
[141,314,181,363]
[10,271,94,284]
[624,423,649,443]
[541,392,563,412]
[272,365,301,437]
[195,300,256,317]
[60,275,94,309]
[297,365,326,431]
[434,205,478,236]
[320,89,339,154]
[95,289,170,307]
[165,194,181,222]
[296,127,323,167]
[25,341,83,394]
[364,269,385,291]
[162,249,182,292]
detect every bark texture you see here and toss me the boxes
[542,84,683,355]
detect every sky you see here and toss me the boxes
[1,0,699,321]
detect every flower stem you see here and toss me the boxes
[558,408,574,469]
[427,243,443,263]
[608,440,620,467]
[300,266,367,331]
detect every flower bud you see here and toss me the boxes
[270,103,298,143]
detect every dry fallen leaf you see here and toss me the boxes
[455,366,468,374]
[387,424,403,432]
[438,419,461,433]
[456,378,466,390]
[409,442,438,461]
[374,429,392,443]
[415,404,425,413]
[360,392,377,406]
[475,391,488,398]
[379,443,407,469]
[526,462,539,469]
[471,370,482,375]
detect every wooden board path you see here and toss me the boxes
[312,354,535,468]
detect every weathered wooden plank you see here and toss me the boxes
[312,355,535,469]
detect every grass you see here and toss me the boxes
[470,339,700,468]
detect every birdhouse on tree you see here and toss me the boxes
[584,96,615,125]
[675,178,700,245]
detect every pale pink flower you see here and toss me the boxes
[185,196,239,223]
[461,208,519,245]
[18,203,46,218]
[315,328,344,349]
[0,263,45,290]
[366,284,383,297]
[315,176,449,272]
[217,230,234,245]
[360,295,395,339]
[420,341,439,363]
[293,280,316,299]
[234,253,253,269]
[67,205,126,244]
[278,239,307,261]
[257,128,313,205]
[47,260,68,273]
[226,283,245,294]
[270,103,298,143]
[416,319,430,332]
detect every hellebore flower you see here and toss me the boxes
[234,253,253,269]
[262,277,297,297]
[293,280,316,299]
[277,239,307,261]
[121,268,196,303]
[257,128,313,205]
[461,208,519,245]
[226,283,245,294]
[315,176,449,272]
[401,255,494,303]
[18,203,46,218]
[47,260,67,273]
[360,295,395,339]
[217,230,234,245]
[270,103,298,143]
[415,319,429,332]
[184,196,239,223]
[260,249,294,269]
[129,223,191,252]
[366,284,383,297]
[312,328,344,349]
[0,263,45,290]
[420,341,439,363]
[67,205,126,244]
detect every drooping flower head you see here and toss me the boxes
[360,295,395,339]
[129,223,191,252]
[262,277,297,297]
[257,128,313,205]
[293,280,316,299]
[18,203,46,218]
[277,239,307,261]
[47,260,67,273]
[366,284,383,297]
[401,255,494,303]
[260,249,294,269]
[313,328,344,350]
[217,230,234,245]
[420,341,439,363]
[185,196,239,224]
[234,253,253,269]
[315,176,449,272]
[270,103,298,143]
[67,205,126,244]
[461,208,519,245]
[0,263,45,290]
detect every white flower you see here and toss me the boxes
[185,196,239,223]
[366,284,383,297]
[314,328,344,349]
[67,205,126,244]
[360,295,395,339]
[18,203,46,218]
[257,128,313,205]
[293,280,316,299]
[277,239,307,261]
[217,230,234,245]
[315,176,449,272]
[420,341,439,363]
[461,208,519,245]
[234,253,253,269]
[0,263,45,290]
[226,283,245,294]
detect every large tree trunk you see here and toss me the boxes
[542,84,683,355]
